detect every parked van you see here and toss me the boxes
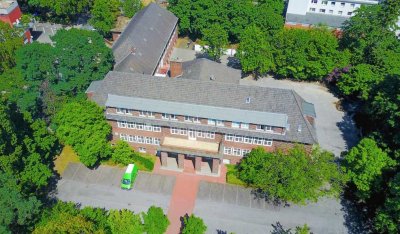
[121,164,138,190]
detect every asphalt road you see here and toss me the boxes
[194,181,347,234]
[57,163,175,213]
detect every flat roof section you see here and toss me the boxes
[162,137,220,154]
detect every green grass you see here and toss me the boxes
[54,145,80,175]
[226,164,246,186]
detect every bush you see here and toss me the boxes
[143,206,170,234]
[182,214,207,234]
[111,140,155,171]
[226,164,246,186]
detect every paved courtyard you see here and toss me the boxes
[57,163,175,212]
[194,182,347,234]
[240,78,359,156]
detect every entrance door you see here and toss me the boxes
[188,130,196,140]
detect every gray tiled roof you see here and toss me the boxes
[106,94,288,127]
[88,71,318,144]
[179,58,241,84]
[112,3,178,75]
[286,12,348,28]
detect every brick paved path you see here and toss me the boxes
[153,159,226,233]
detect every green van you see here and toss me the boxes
[121,164,138,190]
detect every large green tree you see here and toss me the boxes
[108,209,144,234]
[238,146,346,204]
[182,214,207,234]
[123,0,142,18]
[201,24,228,61]
[28,0,91,23]
[142,206,170,234]
[0,22,23,74]
[54,100,111,167]
[343,138,396,200]
[90,0,120,36]
[273,27,347,80]
[0,172,42,233]
[236,25,274,77]
[374,173,400,234]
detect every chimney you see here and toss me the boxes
[169,59,183,78]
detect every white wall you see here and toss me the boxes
[287,0,379,16]
[287,0,309,15]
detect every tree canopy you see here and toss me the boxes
[0,22,23,74]
[142,206,170,234]
[123,0,142,18]
[238,146,346,204]
[182,214,207,234]
[54,100,111,167]
[201,24,228,61]
[90,0,120,36]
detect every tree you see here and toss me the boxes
[337,64,383,100]
[295,224,311,234]
[142,206,170,234]
[227,0,255,42]
[374,173,400,234]
[167,0,192,35]
[90,0,120,36]
[253,2,284,37]
[0,172,42,233]
[238,146,346,204]
[0,22,23,74]
[123,0,142,18]
[54,100,111,167]
[111,140,135,165]
[202,24,228,62]
[28,0,91,23]
[343,138,396,200]
[380,0,400,28]
[273,27,346,80]
[236,25,274,77]
[181,214,207,234]
[107,209,144,234]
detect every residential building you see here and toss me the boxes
[112,3,178,77]
[285,0,380,29]
[0,0,31,43]
[86,60,317,174]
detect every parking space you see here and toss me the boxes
[194,181,347,234]
[57,163,175,213]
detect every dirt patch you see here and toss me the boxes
[54,145,80,175]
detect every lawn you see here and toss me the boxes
[54,145,80,175]
[226,164,246,186]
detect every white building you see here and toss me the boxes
[285,0,380,29]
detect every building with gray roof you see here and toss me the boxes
[112,3,178,76]
[86,70,317,174]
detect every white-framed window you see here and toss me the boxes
[139,147,146,153]
[209,132,215,139]
[120,133,127,141]
[331,1,335,6]
[184,116,191,122]
[162,113,169,119]
[232,122,240,128]
[208,119,216,125]
[240,123,249,129]
[148,112,155,118]
[117,121,127,128]
[309,7,316,12]
[340,2,345,7]
[255,138,264,145]
[145,137,152,144]
[264,139,273,147]
[224,147,232,155]
[321,1,327,5]
[216,120,224,126]
[154,138,161,145]
[171,127,178,134]
[170,114,177,121]
[347,12,352,16]
[180,129,187,135]
[128,135,135,142]
[338,11,343,15]
[243,136,252,144]
[153,126,161,132]
[139,111,146,116]
[233,148,241,156]
[265,125,272,131]
[128,122,135,129]
[350,3,355,8]
[329,10,333,14]
[225,134,234,141]
[234,135,243,142]
[144,125,152,131]
[193,117,200,123]
[242,149,251,156]
[256,125,262,131]
[136,123,144,130]
[136,136,143,143]
[311,0,317,4]
[197,131,203,138]
[319,9,326,13]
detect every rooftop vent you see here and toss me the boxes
[245,97,251,104]
[297,124,302,132]
[210,75,215,81]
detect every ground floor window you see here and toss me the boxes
[223,147,252,157]
[139,147,146,153]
